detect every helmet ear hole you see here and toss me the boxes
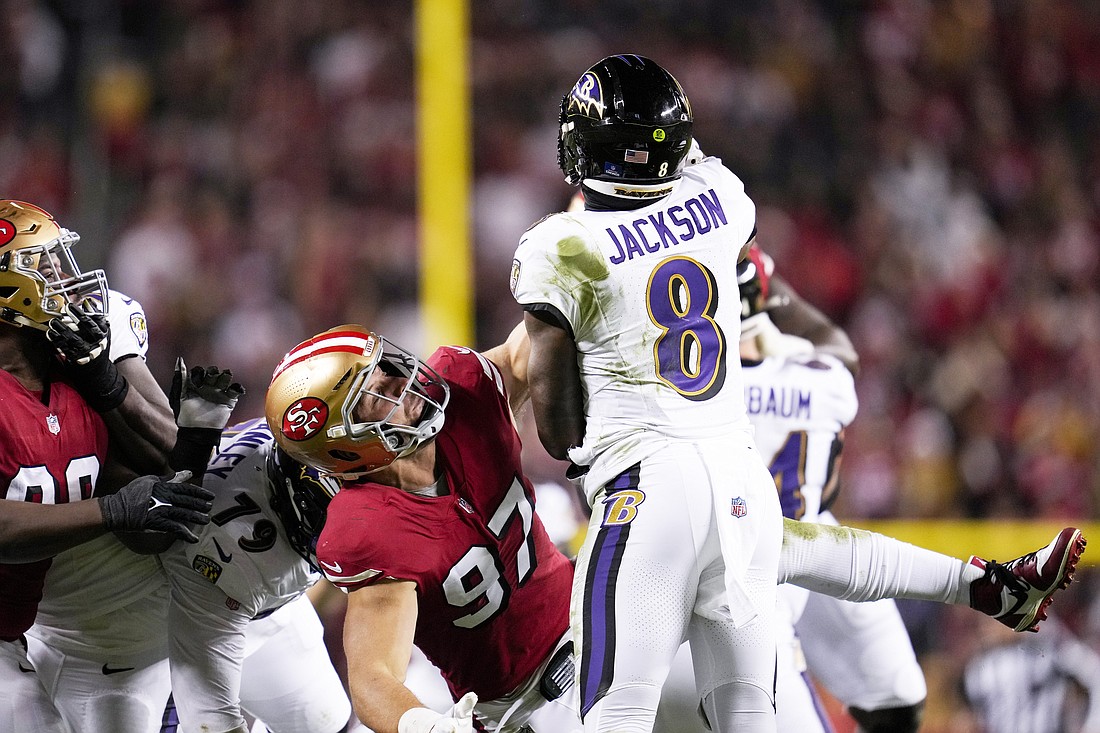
[329,449,359,462]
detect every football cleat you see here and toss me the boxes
[968,527,1086,632]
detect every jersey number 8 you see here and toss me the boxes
[646,256,727,401]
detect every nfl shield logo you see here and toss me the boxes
[730,497,747,518]
[46,413,60,435]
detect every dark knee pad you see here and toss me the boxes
[848,700,925,733]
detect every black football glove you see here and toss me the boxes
[99,470,214,543]
[46,305,128,412]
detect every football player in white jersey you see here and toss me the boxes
[32,288,355,733]
[28,289,243,733]
[514,55,1086,733]
[514,54,790,733]
[736,247,926,733]
[159,418,355,733]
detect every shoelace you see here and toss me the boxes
[985,559,1031,615]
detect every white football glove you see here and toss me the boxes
[170,357,245,430]
[397,692,477,733]
[741,312,814,359]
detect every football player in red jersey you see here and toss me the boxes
[266,309,1083,733]
[0,199,215,732]
[267,323,579,733]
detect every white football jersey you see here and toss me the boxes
[106,289,150,362]
[512,158,757,496]
[158,418,320,618]
[31,290,160,657]
[741,353,857,522]
[32,534,167,658]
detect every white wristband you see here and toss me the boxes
[398,706,443,733]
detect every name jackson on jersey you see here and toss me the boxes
[603,188,731,263]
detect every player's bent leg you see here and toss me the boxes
[691,520,782,733]
[690,606,779,733]
[796,593,926,718]
[701,680,776,733]
[689,440,782,733]
[239,595,353,733]
[654,643,708,733]
[0,636,72,732]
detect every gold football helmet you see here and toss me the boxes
[265,324,450,478]
[0,200,108,330]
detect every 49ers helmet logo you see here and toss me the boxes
[0,219,15,246]
[281,397,328,441]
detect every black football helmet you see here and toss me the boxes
[268,446,340,573]
[558,54,693,189]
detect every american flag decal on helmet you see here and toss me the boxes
[731,497,747,518]
[624,149,649,164]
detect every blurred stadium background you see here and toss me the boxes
[4,0,1100,730]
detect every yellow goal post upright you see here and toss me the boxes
[415,0,474,352]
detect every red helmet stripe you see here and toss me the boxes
[271,332,375,381]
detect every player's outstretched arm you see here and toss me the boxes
[344,579,471,733]
[0,470,213,562]
[768,275,860,375]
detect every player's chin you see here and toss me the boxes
[114,530,179,555]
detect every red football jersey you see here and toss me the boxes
[0,369,108,640]
[318,347,574,701]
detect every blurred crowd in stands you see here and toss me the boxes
[3,1,1100,729]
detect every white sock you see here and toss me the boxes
[779,520,982,606]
